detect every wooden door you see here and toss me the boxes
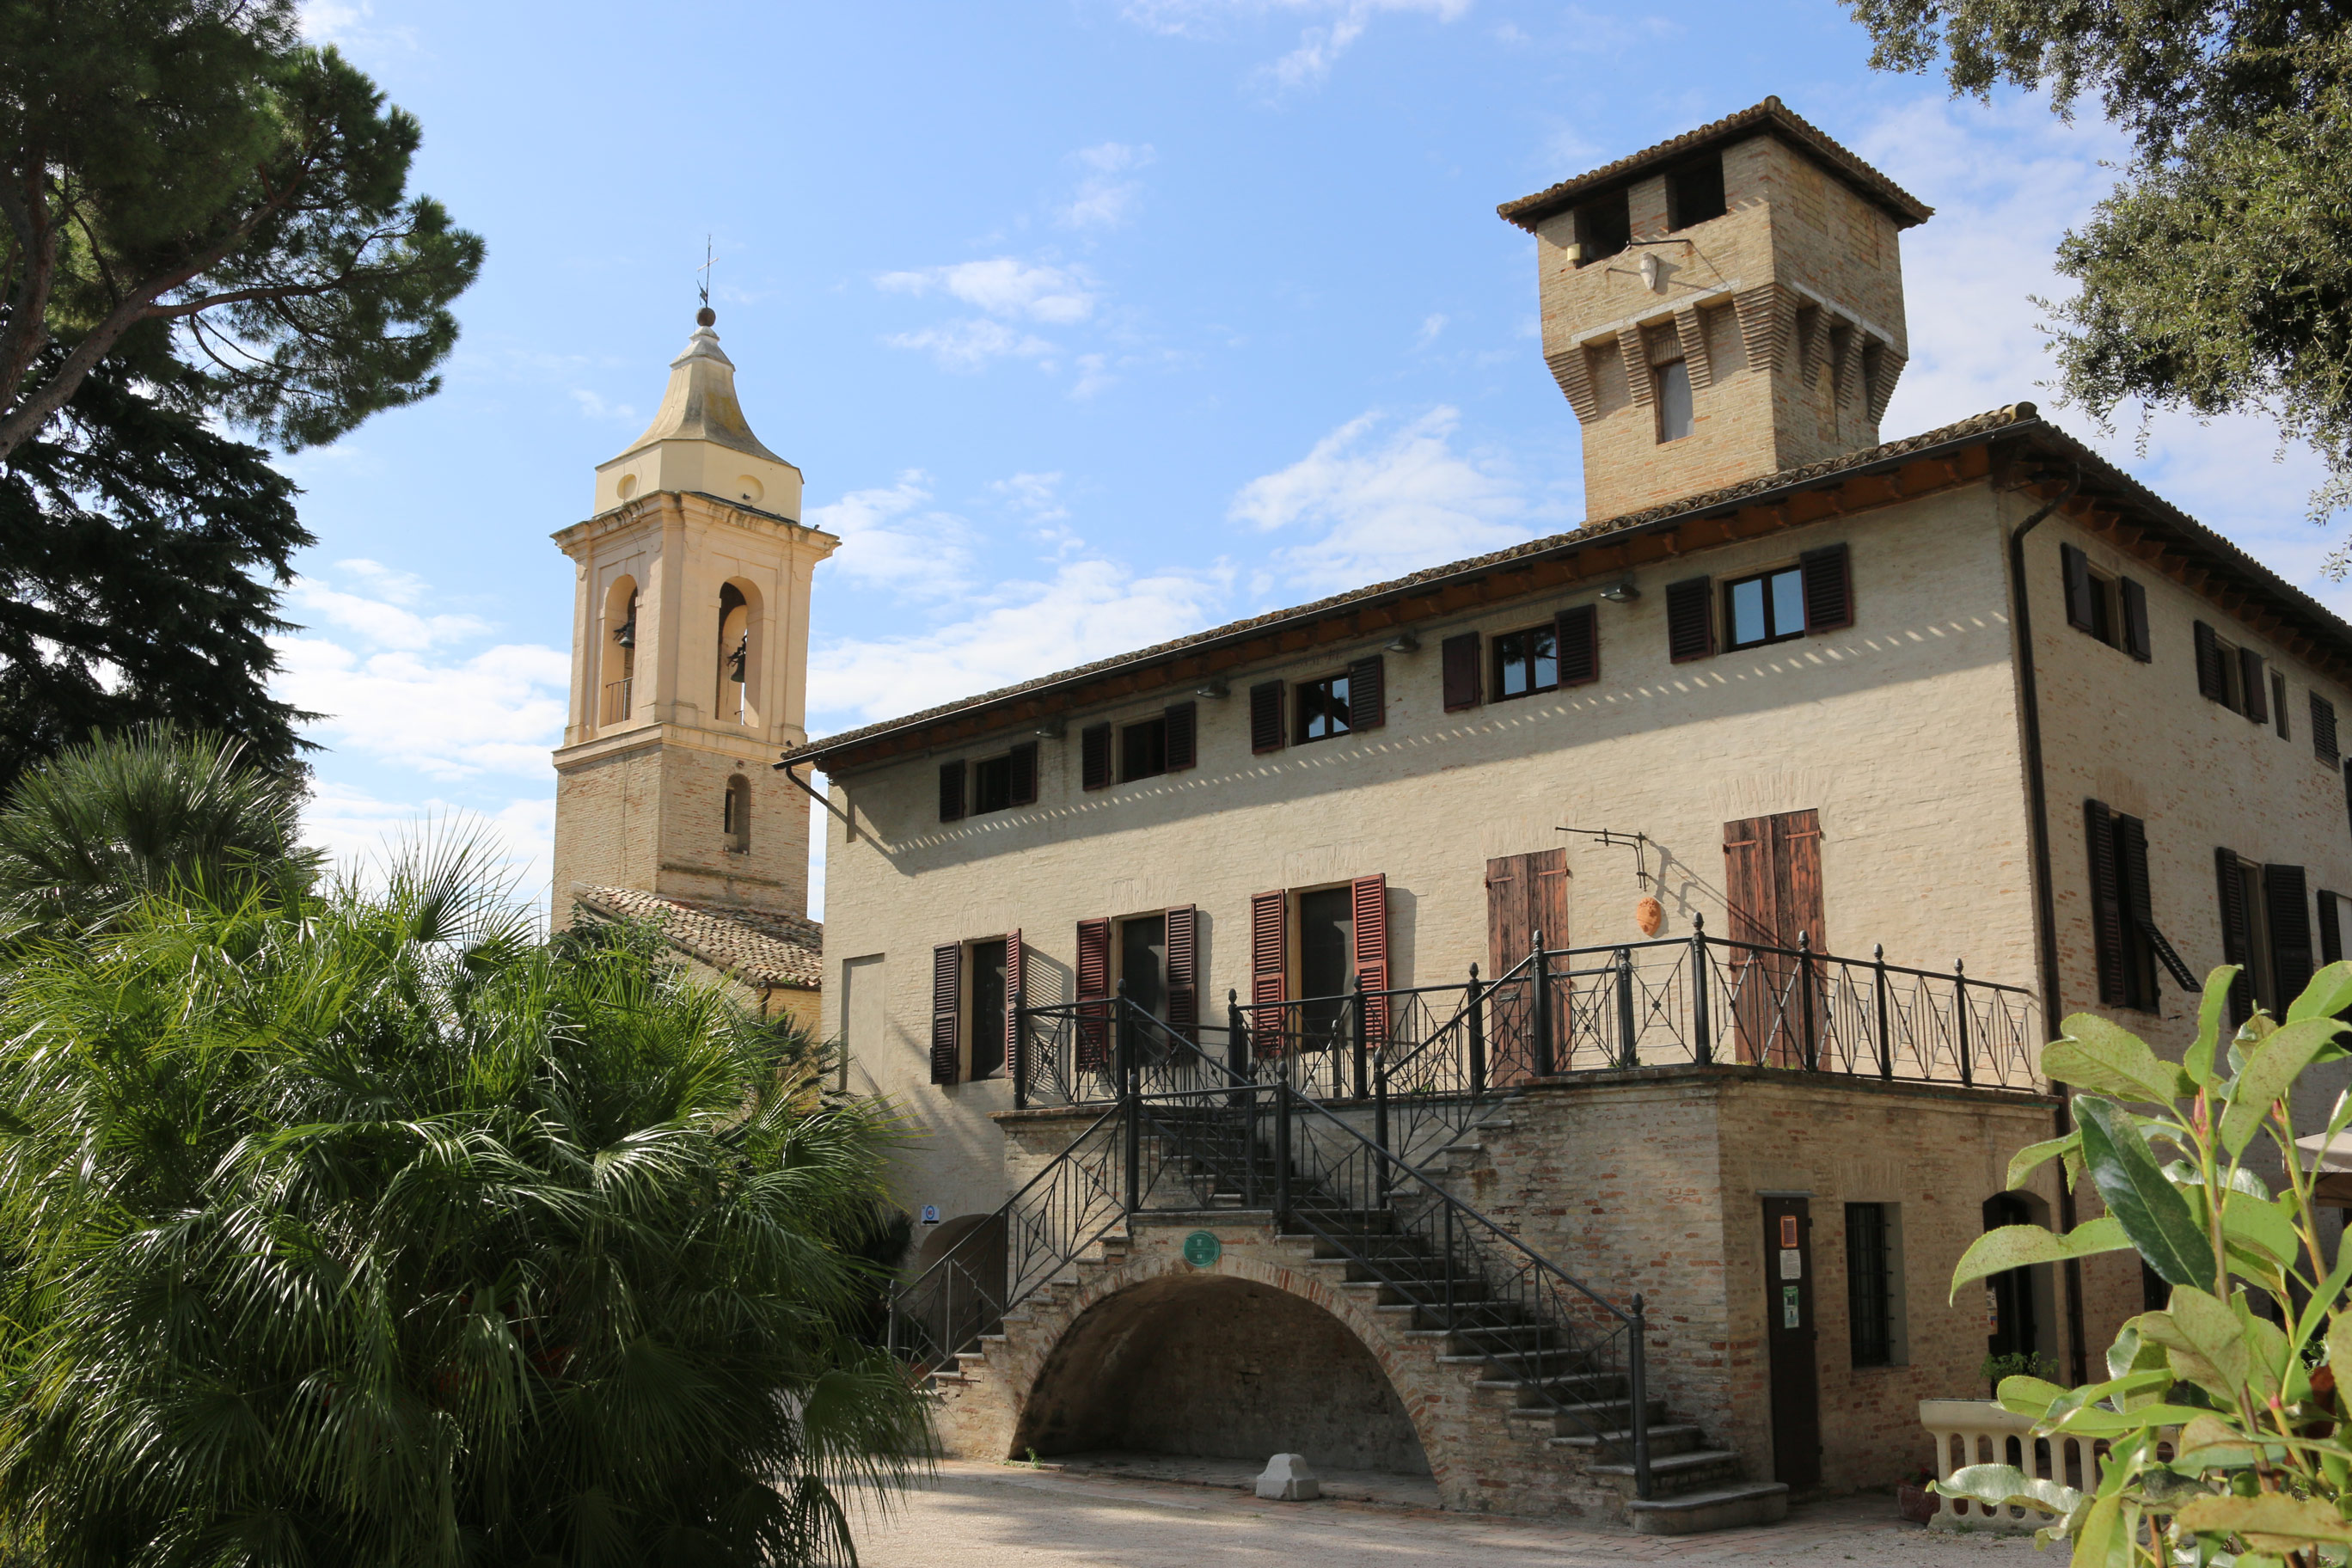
[1723,811,1825,1065]
[1761,1197,1822,1487]
[1486,849,1569,1080]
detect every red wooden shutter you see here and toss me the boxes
[2195,622,2227,703]
[930,943,962,1085]
[1555,604,1599,688]
[2215,848,2254,1026]
[2317,694,2342,763]
[1666,577,1713,662]
[1166,905,1198,1041]
[939,761,966,823]
[2268,862,2313,1004]
[2086,799,2125,1006]
[1006,928,1026,1072]
[1163,701,1197,770]
[1348,654,1386,730]
[1075,918,1112,1069]
[1250,890,1287,1053]
[2061,543,2095,633]
[1442,632,1482,711]
[1799,543,1853,632]
[2120,579,2151,661]
[1081,723,1112,790]
[1008,741,1038,806]
[1249,681,1285,754]
[1352,873,1389,1041]
[2241,650,2269,724]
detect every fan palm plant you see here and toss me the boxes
[0,836,928,1567]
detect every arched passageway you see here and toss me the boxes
[1013,1274,1430,1476]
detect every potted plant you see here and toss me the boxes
[1897,1464,1939,1524]
[1980,1351,2062,1399]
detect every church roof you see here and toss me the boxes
[609,316,793,468]
[572,885,823,992]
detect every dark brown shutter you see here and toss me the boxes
[1162,701,1197,770]
[1777,810,1827,954]
[2086,799,2125,1006]
[2120,579,2152,661]
[1165,904,1198,1042]
[2315,694,2341,763]
[1081,723,1112,790]
[1485,855,1524,979]
[1249,680,1285,754]
[2061,543,2095,633]
[2195,622,2227,703]
[1075,918,1112,1069]
[1667,577,1713,663]
[1008,741,1038,806]
[2343,757,2352,842]
[1352,873,1389,1041]
[2320,891,2344,966]
[1556,604,1599,688]
[1006,928,1026,1074]
[1800,543,1853,632]
[2216,848,2254,1026]
[1348,654,1385,729]
[2268,863,2313,1005]
[1250,890,1288,1053]
[1721,817,1778,948]
[2241,650,2269,724]
[930,943,962,1085]
[939,761,966,823]
[1442,632,1483,711]
[2116,812,2155,1009]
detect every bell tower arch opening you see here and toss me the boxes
[599,575,640,729]
[715,578,763,727]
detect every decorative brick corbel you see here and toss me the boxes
[1618,328,1654,406]
[1545,342,1600,422]
[1863,340,1907,424]
[1798,305,1834,388]
[1733,283,1789,373]
[1672,306,1712,389]
[1829,322,1860,410]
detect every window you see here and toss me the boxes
[716,582,751,724]
[2276,673,2292,740]
[1571,191,1630,266]
[1656,359,1694,442]
[2061,545,2151,660]
[968,939,1008,1080]
[934,934,1020,1085]
[1122,717,1167,781]
[2316,692,2340,765]
[1297,673,1351,742]
[1666,154,1726,230]
[1724,566,1807,649]
[1846,1204,1904,1368]
[943,741,1038,820]
[723,775,750,854]
[973,754,1014,814]
[2086,799,2160,1011]
[2217,851,2314,1026]
[1493,625,1558,700]
[2195,621,2271,720]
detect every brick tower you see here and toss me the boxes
[548,308,839,925]
[1498,98,1932,520]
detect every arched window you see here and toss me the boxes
[601,576,640,726]
[717,584,751,725]
[724,775,751,853]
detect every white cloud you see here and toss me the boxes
[1229,406,1531,591]
[290,571,493,652]
[994,471,1071,523]
[569,388,640,423]
[1415,313,1449,347]
[1072,352,1118,400]
[275,637,571,780]
[805,473,978,597]
[1121,0,1471,91]
[885,318,1057,371]
[877,258,1099,324]
[304,783,555,911]
[296,0,415,49]
[1062,143,1157,230]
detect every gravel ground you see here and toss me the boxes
[848,1461,2049,1567]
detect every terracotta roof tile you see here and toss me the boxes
[571,885,822,991]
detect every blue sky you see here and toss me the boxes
[279,0,2343,917]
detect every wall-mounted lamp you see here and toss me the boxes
[1034,719,1066,739]
[1599,581,1640,603]
[1194,679,1229,699]
[1385,629,1420,653]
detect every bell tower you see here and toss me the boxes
[548,307,839,923]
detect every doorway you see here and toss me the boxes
[969,939,1008,1081]
[1761,1196,1821,1488]
[1982,1192,2044,1374]
[1296,886,1353,1052]
[1723,810,1827,1065]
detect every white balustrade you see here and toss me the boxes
[1918,1399,2104,1534]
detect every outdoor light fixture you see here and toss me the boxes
[1599,580,1640,603]
[1034,719,1066,738]
[1385,629,1420,653]
[1194,679,1229,699]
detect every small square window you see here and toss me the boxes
[1666,154,1726,230]
[1724,566,1806,650]
[971,754,1014,814]
[1122,717,1168,781]
[1296,673,1353,743]
[1571,193,1630,266]
[1493,625,1559,700]
[1656,360,1694,443]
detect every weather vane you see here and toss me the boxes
[696,235,714,311]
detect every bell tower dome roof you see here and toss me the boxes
[591,309,804,517]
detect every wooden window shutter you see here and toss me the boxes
[1442,632,1483,711]
[939,761,966,823]
[2241,650,2269,724]
[1776,809,1827,952]
[2086,799,2125,1006]
[2215,848,2255,1026]
[1352,873,1390,1041]
[1666,576,1713,663]
[1075,918,1112,1069]
[1163,701,1197,770]
[929,943,962,1085]
[2320,891,2344,966]
[1249,680,1285,754]
[2268,863,2314,1004]
[2343,758,2352,842]
[1486,850,1567,977]
[2061,543,2096,633]
[1348,654,1386,729]
[1800,543,1853,632]
[1081,723,1112,790]
[1556,603,1599,688]
[1250,890,1288,1052]
[2315,693,2341,763]
[2116,812,2156,1009]
[2194,621,2228,703]
[1008,741,1038,806]
[1006,928,1026,1074]
[2120,579,2152,661]
[1166,904,1198,1041]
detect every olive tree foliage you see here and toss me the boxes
[0,0,485,461]
[1847,0,2352,548]
[1939,964,2352,1565]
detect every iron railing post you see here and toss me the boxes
[1443,1202,1455,1322]
[1532,927,1554,1077]
[1273,1081,1292,1229]
[1873,943,1893,1081]
[1955,958,1973,1087]
[1013,993,1031,1110]
[1467,962,1487,1093]
[1615,946,1638,1069]
[1121,985,1141,1223]
[1798,930,1818,1072]
[1228,989,1250,1085]
[1352,977,1369,1100]
[1689,914,1712,1066]
[1374,1038,1391,1192]
[1629,1294,1653,1500]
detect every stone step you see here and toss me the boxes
[1518,1397,1664,1436]
[1548,1422,1705,1456]
[1485,1369,1622,1403]
[1588,1449,1746,1498]
[1624,1482,1792,1536]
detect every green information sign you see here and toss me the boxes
[1183,1230,1222,1268]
